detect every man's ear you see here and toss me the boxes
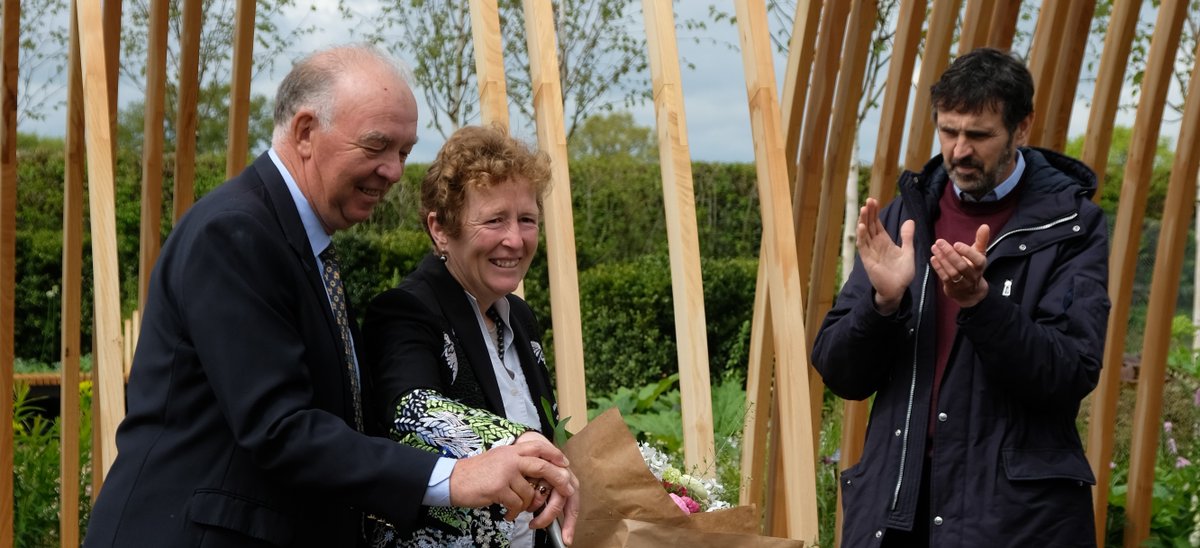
[290,110,318,158]
[1013,114,1033,147]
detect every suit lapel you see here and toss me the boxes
[420,257,507,416]
[254,154,363,426]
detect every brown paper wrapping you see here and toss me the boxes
[563,408,803,548]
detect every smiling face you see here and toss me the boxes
[935,106,1030,199]
[290,61,418,233]
[430,177,540,312]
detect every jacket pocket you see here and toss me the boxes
[187,489,295,546]
[1001,448,1095,485]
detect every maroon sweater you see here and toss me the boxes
[929,181,1021,438]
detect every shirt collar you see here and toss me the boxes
[269,148,331,256]
[463,290,511,327]
[953,149,1025,202]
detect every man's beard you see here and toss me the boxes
[946,139,1015,198]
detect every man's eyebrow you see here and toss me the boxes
[359,131,392,147]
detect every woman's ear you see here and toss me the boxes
[427,211,448,252]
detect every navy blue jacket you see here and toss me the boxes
[812,148,1110,547]
[85,153,438,547]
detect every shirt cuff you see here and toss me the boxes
[422,457,456,507]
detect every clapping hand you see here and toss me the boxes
[856,198,915,315]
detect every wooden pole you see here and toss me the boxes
[1119,3,1190,541]
[1124,37,1200,548]
[1026,0,1070,146]
[759,0,822,529]
[77,0,127,478]
[740,247,773,509]
[138,0,167,307]
[780,0,822,179]
[809,4,876,544]
[1039,0,1095,150]
[468,0,527,297]
[867,0,923,201]
[520,0,588,432]
[1079,0,1141,199]
[102,0,118,146]
[59,0,86,542]
[1081,5,1142,537]
[641,0,716,474]
[0,0,19,542]
[806,0,875,358]
[903,0,960,172]
[957,0,992,54]
[734,0,819,541]
[470,0,510,129]
[792,0,849,304]
[986,1,1022,50]
[225,0,255,177]
[172,0,202,222]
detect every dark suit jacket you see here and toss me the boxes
[84,153,438,548]
[363,254,558,443]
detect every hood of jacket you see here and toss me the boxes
[913,146,1098,202]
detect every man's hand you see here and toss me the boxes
[856,197,915,314]
[931,223,990,307]
[515,431,579,545]
[448,433,576,522]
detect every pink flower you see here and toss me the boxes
[1164,421,1173,434]
[669,493,691,514]
[1176,456,1191,469]
[1167,437,1179,455]
[668,493,702,514]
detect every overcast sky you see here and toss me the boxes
[18,2,1180,165]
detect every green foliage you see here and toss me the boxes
[589,372,750,496]
[568,112,658,162]
[1106,431,1200,546]
[349,0,649,139]
[569,254,756,396]
[13,381,93,547]
[1063,126,1174,219]
[1168,315,1200,377]
[566,157,761,269]
[13,135,235,362]
[334,228,432,322]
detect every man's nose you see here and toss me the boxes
[377,154,405,182]
[953,137,974,160]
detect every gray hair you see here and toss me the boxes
[271,44,413,142]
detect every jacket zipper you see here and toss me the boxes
[892,265,931,510]
[886,211,1078,512]
[986,213,1079,253]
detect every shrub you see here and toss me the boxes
[12,381,93,547]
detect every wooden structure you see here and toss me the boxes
[1,1,1197,546]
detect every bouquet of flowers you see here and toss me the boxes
[638,442,731,515]
[562,408,803,548]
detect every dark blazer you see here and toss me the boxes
[363,254,558,444]
[85,153,438,548]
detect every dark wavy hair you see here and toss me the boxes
[421,125,552,241]
[930,47,1034,133]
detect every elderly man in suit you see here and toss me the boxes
[85,44,577,548]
